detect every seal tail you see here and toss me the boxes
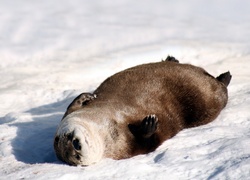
[216,71,232,87]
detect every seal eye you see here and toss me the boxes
[73,138,81,151]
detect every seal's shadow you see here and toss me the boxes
[10,96,75,164]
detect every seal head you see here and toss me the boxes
[54,112,104,166]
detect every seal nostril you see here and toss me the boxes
[67,132,74,141]
[73,138,81,150]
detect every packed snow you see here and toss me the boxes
[0,0,250,179]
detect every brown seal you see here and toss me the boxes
[54,56,232,166]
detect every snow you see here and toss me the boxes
[0,0,250,179]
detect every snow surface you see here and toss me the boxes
[0,0,250,179]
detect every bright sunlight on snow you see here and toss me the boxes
[0,0,250,179]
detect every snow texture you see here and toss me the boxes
[0,0,250,179]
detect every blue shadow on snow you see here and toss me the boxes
[10,96,75,164]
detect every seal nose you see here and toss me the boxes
[72,138,81,151]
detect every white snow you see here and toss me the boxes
[0,0,250,179]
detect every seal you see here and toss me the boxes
[54,56,232,166]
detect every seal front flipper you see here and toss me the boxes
[62,93,97,119]
[128,114,158,139]
[128,115,159,152]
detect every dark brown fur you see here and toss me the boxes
[54,58,231,165]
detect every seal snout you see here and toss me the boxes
[54,131,83,166]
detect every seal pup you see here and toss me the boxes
[54,56,232,166]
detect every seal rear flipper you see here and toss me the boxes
[163,56,179,63]
[62,93,97,119]
[216,71,232,87]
